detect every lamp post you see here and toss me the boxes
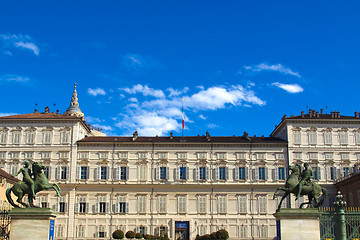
[334,191,346,240]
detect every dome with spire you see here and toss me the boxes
[64,83,84,118]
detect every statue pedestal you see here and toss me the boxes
[9,208,57,240]
[273,208,322,240]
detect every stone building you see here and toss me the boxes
[0,85,359,239]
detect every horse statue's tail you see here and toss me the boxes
[6,188,17,208]
[316,188,328,208]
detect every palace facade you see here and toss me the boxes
[0,85,359,239]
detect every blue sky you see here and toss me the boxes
[1,1,360,136]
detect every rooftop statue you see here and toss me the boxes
[6,161,61,208]
[273,163,327,210]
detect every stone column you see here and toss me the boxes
[273,208,322,240]
[9,208,58,240]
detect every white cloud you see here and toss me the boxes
[0,74,30,82]
[207,123,219,129]
[93,124,113,131]
[88,88,106,96]
[0,34,39,55]
[122,54,162,71]
[244,63,301,78]
[120,84,165,98]
[167,87,189,97]
[86,116,102,123]
[272,82,304,93]
[128,98,138,103]
[0,112,18,117]
[114,84,265,136]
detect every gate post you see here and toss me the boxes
[334,191,346,240]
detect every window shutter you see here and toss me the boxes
[225,167,229,180]
[86,203,89,213]
[186,167,189,180]
[48,166,52,179]
[215,167,219,181]
[114,203,119,213]
[126,202,129,213]
[106,167,110,179]
[274,168,279,181]
[76,166,80,180]
[137,165,139,181]
[285,166,289,178]
[234,167,239,181]
[175,166,179,181]
[155,167,159,180]
[55,202,59,212]
[106,202,110,213]
[254,168,259,181]
[115,167,120,180]
[166,167,169,180]
[95,226,98,238]
[86,167,89,180]
[206,167,209,180]
[64,202,68,212]
[74,202,79,213]
[245,167,249,180]
[195,167,199,181]
[55,167,60,180]
[265,167,269,180]
[326,167,331,180]
[340,167,344,177]
[95,202,99,213]
[317,167,321,180]
[126,167,129,180]
[94,168,98,180]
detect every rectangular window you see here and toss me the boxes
[138,196,146,213]
[278,167,285,180]
[160,167,167,180]
[98,196,107,213]
[40,196,48,208]
[259,225,268,238]
[218,196,227,214]
[341,153,349,161]
[79,152,88,159]
[117,196,127,213]
[56,225,64,238]
[158,195,166,213]
[325,132,332,145]
[219,167,226,180]
[179,166,187,180]
[197,153,206,159]
[198,196,206,213]
[293,132,301,144]
[80,166,88,180]
[258,196,267,214]
[13,132,20,144]
[313,167,320,180]
[330,167,336,180]
[309,152,318,160]
[239,225,247,238]
[237,152,246,160]
[340,132,348,145]
[100,166,108,180]
[178,152,187,159]
[239,167,246,180]
[257,153,265,160]
[120,167,127,180]
[78,196,87,213]
[259,167,266,180]
[178,196,186,213]
[158,153,167,159]
[119,152,128,159]
[199,225,207,236]
[60,166,68,180]
[356,133,360,145]
[97,226,106,238]
[0,132,7,144]
[0,152,5,159]
[61,131,70,144]
[138,152,147,159]
[309,132,317,145]
[42,152,51,159]
[11,152,19,159]
[44,166,51,179]
[24,152,33,159]
[44,132,52,144]
[217,153,226,160]
[59,152,69,159]
[26,132,35,144]
[138,226,146,236]
[343,167,350,177]
[99,152,108,159]
[238,196,247,213]
[294,152,302,160]
[199,167,207,180]
[76,225,85,238]
[276,153,284,160]
[138,165,147,181]
[59,196,66,213]
[325,153,333,160]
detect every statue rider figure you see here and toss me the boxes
[296,162,313,200]
[14,160,36,199]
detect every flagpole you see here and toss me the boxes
[182,98,184,137]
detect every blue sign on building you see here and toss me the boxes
[176,222,188,229]
[276,220,281,240]
[49,219,55,240]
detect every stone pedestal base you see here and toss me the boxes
[9,208,58,240]
[273,208,322,240]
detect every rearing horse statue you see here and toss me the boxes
[273,164,327,210]
[6,162,61,208]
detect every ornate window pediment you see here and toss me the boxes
[292,127,301,131]
[13,127,22,131]
[26,126,36,131]
[340,127,348,132]
[43,126,54,131]
[323,127,332,132]
[308,126,317,131]
[0,127,9,131]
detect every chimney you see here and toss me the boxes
[316,111,319,118]
[44,106,50,113]
[170,132,173,139]
[331,111,334,118]
[243,131,250,141]
[320,109,324,114]
[206,131,210,141]
[132,131,138,141]
[34,109,38,113]
[301,111,304,118]
[355,111,359,118]
[56,109,59,114]
[337,111,340,118]
[281,114,287,121]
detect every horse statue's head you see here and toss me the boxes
[289,164,301,175]
[32,161,46,175]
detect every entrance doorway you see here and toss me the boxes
[175,221,189,240]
